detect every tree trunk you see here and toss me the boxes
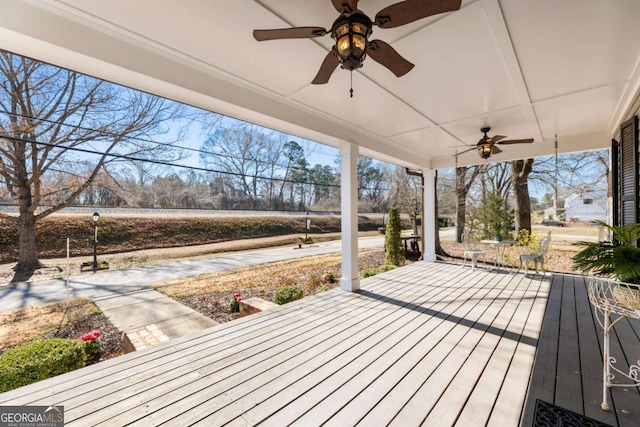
[455,166,481,243]
[17,211,41,270]
[455,167,467,243]
[434,170,449,257]
[512,159,534,233]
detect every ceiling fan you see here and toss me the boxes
[460,127,534,159]
[253,0,462,95]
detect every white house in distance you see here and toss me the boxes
[542,191,607,222]
[565,191,607,222]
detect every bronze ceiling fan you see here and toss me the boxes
[459,127,534,159]
[253,0,462,96]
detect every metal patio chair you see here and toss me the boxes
[519,231,551,276]
[462,231,484,271]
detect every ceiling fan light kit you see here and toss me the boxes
[477,143,493,159]
[332,12,372,72]
[456,126,534,160]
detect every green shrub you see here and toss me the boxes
[274,285,305,305]
[385,208,405,266]
[362,264,398,278]
[362,268,379,278]
[0,338,87,392]
[378,264,398,273]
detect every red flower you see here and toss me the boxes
[78,329,101,342]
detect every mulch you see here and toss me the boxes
[41,313,123,365]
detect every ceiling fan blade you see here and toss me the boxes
[488,135,506,143]
[367,40,414,77]
[253,27,327,41]
[375,0,462,29]
[331,0,358,14]
[497,138,534,145]
[456,146,476,155]
[312,51,340,84]
[491,146,503,155]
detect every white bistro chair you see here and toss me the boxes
[519,231,551,276]
[462,231,484,271]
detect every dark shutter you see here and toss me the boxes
[612,138,619,226]
[618,116,638,227]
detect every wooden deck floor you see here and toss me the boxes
[521,273,640,427]
[1,263,639,426]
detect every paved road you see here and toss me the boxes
[0,235,385,312]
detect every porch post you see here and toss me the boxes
[340,141,360,291]
[422,168,437,262]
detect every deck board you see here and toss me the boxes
[554,274,583,414]
[2,263,639,426]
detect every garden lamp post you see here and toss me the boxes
[305,211,310,241]
[92,212,100,270]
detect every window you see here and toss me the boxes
[583,199,593,205]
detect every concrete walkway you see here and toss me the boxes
[0,235,385,341]
[92,288,218,340]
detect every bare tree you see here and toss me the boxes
[531,149,609,199]
[199,123,271,207]
[388,166,422,234]
[483,162,512,198]
[0,51,184,269]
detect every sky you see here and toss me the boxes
[160,104,608,204]
[171,111,340,172]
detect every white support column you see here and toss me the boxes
[340,141,360,291]
[422,168,437,262]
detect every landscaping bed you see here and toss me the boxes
[0,299,123,362]
[158,248,407,323]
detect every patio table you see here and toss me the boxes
[480,239,517,271]
[401,234,421,258]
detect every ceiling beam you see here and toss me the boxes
[480,0,544,143]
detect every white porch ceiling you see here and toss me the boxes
[1,0,639,168]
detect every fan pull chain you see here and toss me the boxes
[350,71,354,98]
